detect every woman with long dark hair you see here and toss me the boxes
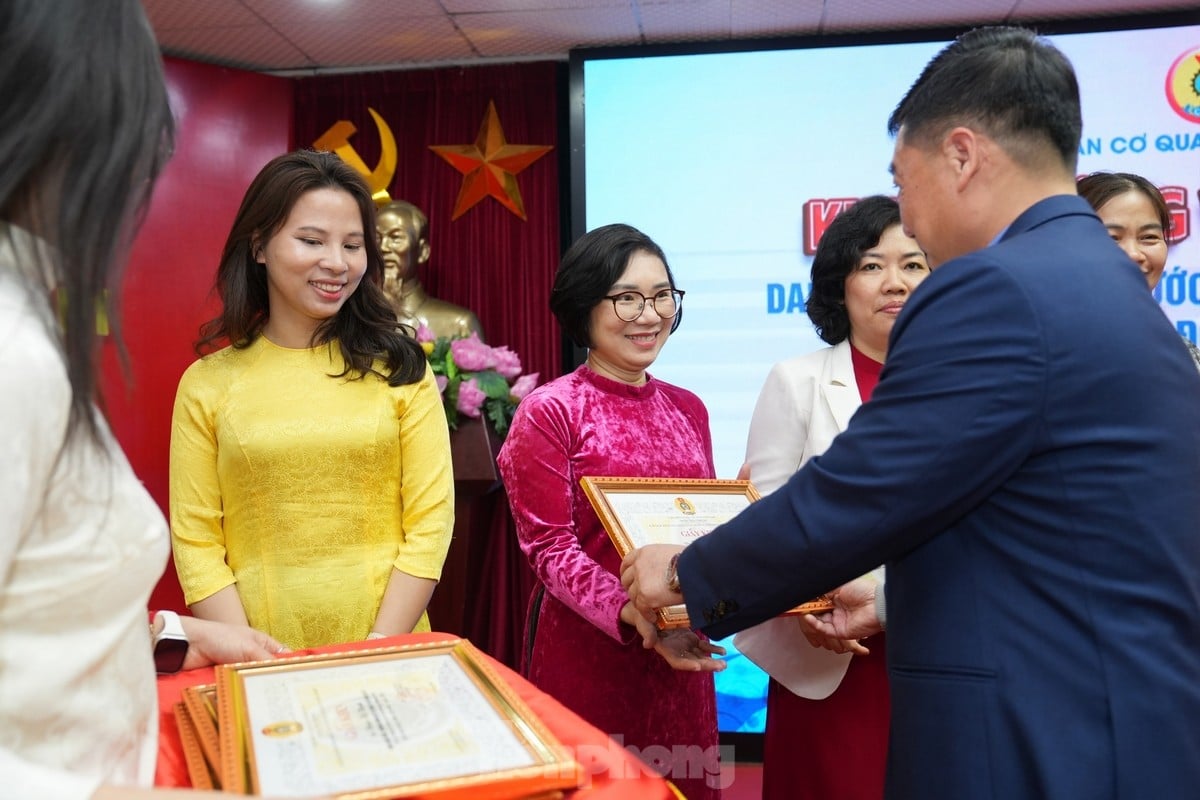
[1,2,285,795]
[170,150,454,650]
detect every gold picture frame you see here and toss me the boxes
[214,638,583,798]
[179,683,222,786]
[175,699,217,790]
[581,476,834,628]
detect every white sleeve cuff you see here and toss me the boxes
[874,583,888,630]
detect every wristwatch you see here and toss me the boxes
[152,610,189,675]
[665,553,682,594]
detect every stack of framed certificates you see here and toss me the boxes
[581,476,835,628]
[173,638,584,798]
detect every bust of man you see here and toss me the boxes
[376,199,485,341]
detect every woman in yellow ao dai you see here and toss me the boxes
[170,151,453,650]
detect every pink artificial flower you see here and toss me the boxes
[491,346,523,379]
[510,372,539,400]
[435,374,449,394]
[415,324,435,344]
[456,377,486,418]
[450,333,495,372]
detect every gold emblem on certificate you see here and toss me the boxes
[582,476,835,628]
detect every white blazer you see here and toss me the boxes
[734,340,884,699]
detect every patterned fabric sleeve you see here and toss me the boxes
[169,360,236,605]
[390,366,454,579]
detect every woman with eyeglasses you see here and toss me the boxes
[497,224,725,800]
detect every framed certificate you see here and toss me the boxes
[581,476,834,628]
[179,684,222,784]
[214,638,583,798]
[175,700,217,790]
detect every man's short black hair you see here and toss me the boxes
[888,26,1082,173]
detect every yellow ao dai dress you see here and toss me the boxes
[169,336,453,649]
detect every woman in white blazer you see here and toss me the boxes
[735,195,929,800]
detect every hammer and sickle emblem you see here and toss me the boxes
[313,107,397,205]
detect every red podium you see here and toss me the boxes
[426,417,502,636]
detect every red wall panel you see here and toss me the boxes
[100,57,293,612]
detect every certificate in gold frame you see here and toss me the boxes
[180,683,222,784]
[214,638,583,799]
[174,700,217,790]
[581,476,834,628]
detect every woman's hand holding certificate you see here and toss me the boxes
[619,595,726,672]
[592,477,834,628]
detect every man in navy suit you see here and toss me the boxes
[622,26,1200,799]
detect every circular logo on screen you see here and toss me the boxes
[1165,46,1200,124]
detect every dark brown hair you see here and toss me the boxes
[806,196,904,345]
[196,150,426,386]
[1077,171,1171,236]
[0,0,174,444]
[551,224,682,348]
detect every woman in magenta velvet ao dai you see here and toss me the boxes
[498,224,725,800]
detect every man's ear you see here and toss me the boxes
[943,126,982,192]
[417,240,431,266]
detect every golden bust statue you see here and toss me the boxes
[376,200,484,341]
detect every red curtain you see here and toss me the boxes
[292,62,563,385]
[293,63,563,668]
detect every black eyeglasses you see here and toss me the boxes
[602,289,685,322]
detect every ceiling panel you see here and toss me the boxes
[457,7,644,58]
[821,0,1020,31]
[154,23,309,72]
[640,0,733,42]
[140,0,1200,75]
[727,0,826,39]
[279,16,473,69]
[143,0,262,29]
[245,0,445,24]
[442,0,629,10]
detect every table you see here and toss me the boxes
[154,631,676,799]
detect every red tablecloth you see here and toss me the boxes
[154,631,675,799]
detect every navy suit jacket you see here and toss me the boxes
[682,195,1200,798]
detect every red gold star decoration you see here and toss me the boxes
[430,101,553,221]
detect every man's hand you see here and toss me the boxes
[179,616,290,671]
[800,575,883,651]
[620,544,685,621]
